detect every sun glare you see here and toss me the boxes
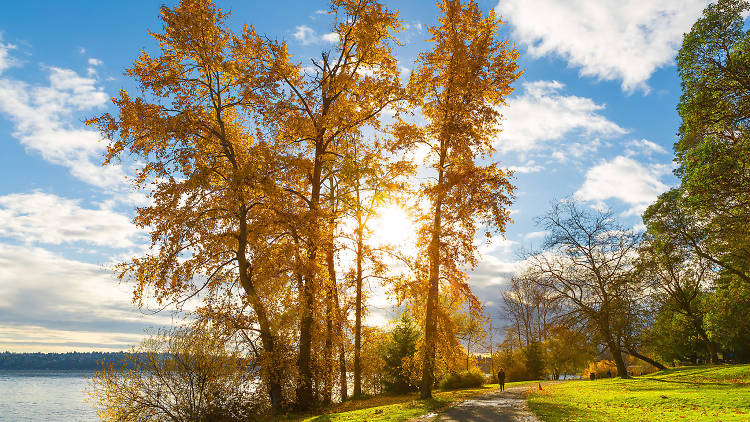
[369,205,417,250]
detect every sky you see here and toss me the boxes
[0,0,715,352]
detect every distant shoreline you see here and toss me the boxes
[0,351,134,371]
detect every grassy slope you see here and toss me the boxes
[276,381,538,422]
[528,365,750,422]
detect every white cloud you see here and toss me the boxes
[87,57,102,66]
[293,25,339,45]
[0,64,125,187]
[293,25,316,45]
[508,160,543,174]
[404,21,424,32]
[498,80,626,154]
[0,35,16,75]
[496,0,709,93]
[320,32,340,43]
[626,138,668,156]
[0,192,142,248]
[575,155,672,216]
[0,243,164,351]
[524,230,548,240]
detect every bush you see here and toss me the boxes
[438,369,485,390]
[582,359,618,378]
[89,326,262,421]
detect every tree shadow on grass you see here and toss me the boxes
[528,399,588,421]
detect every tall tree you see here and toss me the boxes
[675,0,750,282]
[87,0,289,412]
[407,0,520,398]
[639,198,718,363]
[264,0,404,409]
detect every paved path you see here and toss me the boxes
[432,386,541,422]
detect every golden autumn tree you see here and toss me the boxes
[407,0,521,398]
[87,0,291,413]
[337,133,414,398]
[263,0,405,409]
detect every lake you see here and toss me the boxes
[0,370,97,421]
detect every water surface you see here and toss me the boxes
[0,370,97,421]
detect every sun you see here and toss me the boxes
[368,204,417,250]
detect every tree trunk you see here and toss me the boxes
[296,144,324,410]
[323,291,334,404]
[338,341,348,401]
[236,209,283,413]
[691,316,719,364]
[296,273,315,409]
[420,274,438,399]
[607,338,629,378]
[466,341,470,371]
[334,280,348,402]
[624,347,666,370]
[421,150,445,400]
[489,321,494,379]
[421,199,442,399]
[326,219,348,402]
[353,221,364,398]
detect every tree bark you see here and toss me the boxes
[421,146,445,399]
[609,339,629,378]
[338,334,348,402]
[353,215,364,398]
[325,219,348,402]
[323,290,334,405]
[237,209,283,413]
[691,315,719,364]
[421,195,442,399]
[296,143,324,410]
[624,347,667,370]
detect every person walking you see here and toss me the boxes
[497,368,506,392]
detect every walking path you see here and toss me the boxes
[431,385,542,422]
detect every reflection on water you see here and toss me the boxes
[0,370,98,421]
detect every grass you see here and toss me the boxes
[276,380,539,421]
[527,365,750,422]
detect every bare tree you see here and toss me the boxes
[502,273,559,347]
[524,200,641,378]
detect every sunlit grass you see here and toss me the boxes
[527,365,750,422]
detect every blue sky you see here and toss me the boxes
[0,0,713,351]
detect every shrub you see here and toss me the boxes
[582,359,618,378]
[438,369,485,390]
[89,326,262,421]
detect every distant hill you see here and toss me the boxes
[0,351,135,370]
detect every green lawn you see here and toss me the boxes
[527,365,750,422]
[276,381,539,421]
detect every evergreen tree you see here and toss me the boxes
[523,341,545,380]
[380,315,422,393]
